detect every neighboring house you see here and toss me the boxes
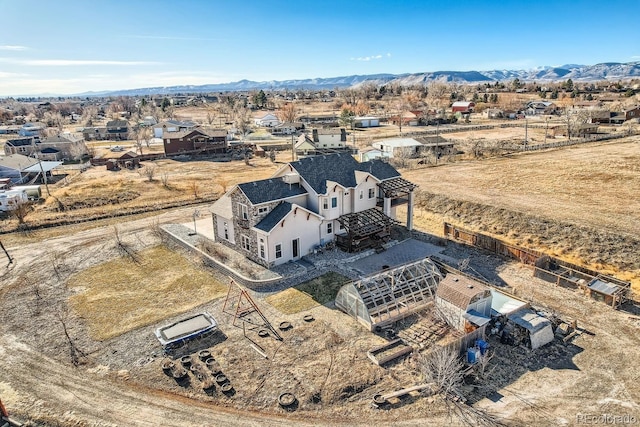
[153,120,198,138]
[358,147,388,162]
[353,116,380,128]
[435,274,493,333]
[163,128,227,155]
[525,101,557,116]
[484,108,504,119]
[451,102,475,113]
[589,109,615,124]
[105,120,130,140]
[552,123,599,138]
[269,122,302,136]
[253,112,280,127]
[414,136,456,157]
[624,106,640,121]
[311,128,347,148]
[298,114,338,126]
[82,126,108,141]
[389,111,422,127]
[372,137,425,158]
[4,137,38,156]
[211,153,417,267]
[104,151,140,170]
[39,133,88,161]
[0,125,21,134]
[18,122,45,137]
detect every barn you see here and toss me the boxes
[451,101,475,113]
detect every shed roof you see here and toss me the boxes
[374,138,423,148]
[490,288,528,316]
[436,274,491,310]
[507,309,551,333]
[588,278,619,296]
[0,154,39,171]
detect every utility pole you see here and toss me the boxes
[291,134,295,161]
[524,118,528,146]
[544,117,549,144]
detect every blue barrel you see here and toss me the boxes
[467,347,480,364]
[476,339,489,355]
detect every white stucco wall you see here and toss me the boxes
[263,208,322,265]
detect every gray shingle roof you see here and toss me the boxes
[254,202,291,232]
[238,178,307,205]
[289,153,400,195]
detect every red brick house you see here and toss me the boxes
[163,128,228,155]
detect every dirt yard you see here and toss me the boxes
[2,130,640,426]
[1,210,640,426]
[401,138,640,289]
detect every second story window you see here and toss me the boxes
[240,204,248,220]
[368,188,375,199]
[331,197,337,208]
[323,198,329,210]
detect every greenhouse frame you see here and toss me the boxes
[335,258,443,331]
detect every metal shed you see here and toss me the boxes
[335,258,442,331]
[507,309,554,350]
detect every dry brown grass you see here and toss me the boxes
[400,140,640,289]
[266,272,351,314]
[67,245,227,340]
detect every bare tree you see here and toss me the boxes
[189,180,200,199]
[277,102,298,123]
[160,172,170,189]
[113,225,139,263]
[215,176,230,193]
[142,165,157,182]
[54,305,87,366]
[418,346,464,396]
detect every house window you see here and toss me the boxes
[322,198,329,210]
[331,197,337,208]
[275,243,282,259]
[258,206,269,214]
[259,238,266,259]
[368,188,375,199]
[241,235,250,251]
[240,204,248,220]
[223,222,229,240]
[359,190,364,200]
[327,222,333,234]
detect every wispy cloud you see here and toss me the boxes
[0,58,159,66]
[350,53,391,62]
[631,55,640,60]
[125,35,225,42]
[0,45,28,51]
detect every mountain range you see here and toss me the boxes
[82,61,640,97]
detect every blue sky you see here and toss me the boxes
[1,0,638,96]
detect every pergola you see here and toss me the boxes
[377,177,417,231]
[336,208,398,252]
[335,258,443,331]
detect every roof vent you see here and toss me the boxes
[467,285,474,289]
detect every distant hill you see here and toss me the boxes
[80,61,640,97]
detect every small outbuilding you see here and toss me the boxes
[506,309,554,350]
[435,274,492,333]
[586,276,630,309]
[335,258,442,331]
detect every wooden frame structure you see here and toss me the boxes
[378,177,416,199]
[336,208,398,252]
[335,258,442,331]
[222,280,282,341]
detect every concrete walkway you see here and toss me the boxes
[347,239,445,276]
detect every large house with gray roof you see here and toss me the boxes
[210,153,417,267]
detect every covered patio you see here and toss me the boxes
[336,208,398,253]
